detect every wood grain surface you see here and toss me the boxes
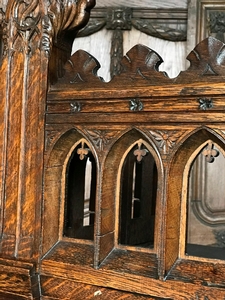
[2,0,225,299]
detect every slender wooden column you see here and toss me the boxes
[0,0,95,297]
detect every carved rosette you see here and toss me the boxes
[84,129,119,152]
[150,130,184,154]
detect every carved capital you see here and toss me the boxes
[47,0,96,44]
[4,0,95,55]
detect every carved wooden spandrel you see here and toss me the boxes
[149,130,186,155]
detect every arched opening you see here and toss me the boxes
[97,129,162,268]
[119,141,158,248]
[166,128,225,272]
[185,140,225,260]
[64,140,97,240]
[43,129,98,255]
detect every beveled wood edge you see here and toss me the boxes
[48,81,225,100]
[40,258,225,299]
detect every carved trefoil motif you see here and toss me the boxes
[133,142,148,162]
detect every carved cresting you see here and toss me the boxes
[0,1,95,296]
[54,36,225,90]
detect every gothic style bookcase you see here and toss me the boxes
[1,1,225,299]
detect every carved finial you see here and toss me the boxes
[77,141,89,160]
[55,49,102,85]
[176,36,225,82]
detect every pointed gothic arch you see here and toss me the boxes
[165,127,225,273]
[43,128,99,255]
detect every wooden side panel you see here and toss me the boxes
[1,50,24,256]
[0,259,39,299]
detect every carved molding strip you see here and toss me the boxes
[77,7,187,41]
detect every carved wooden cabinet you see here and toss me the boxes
[1,1,225,299]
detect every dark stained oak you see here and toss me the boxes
[2,0,225,299]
